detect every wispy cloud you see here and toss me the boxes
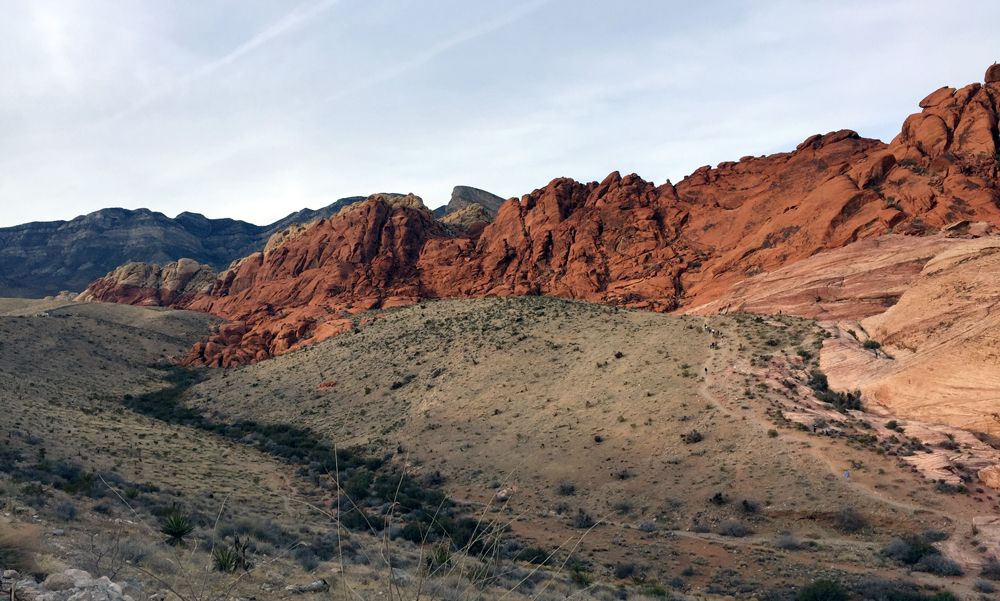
[327,0,553,102]
[109,0,342,121]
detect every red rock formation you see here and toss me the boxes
[81,67,1000,367]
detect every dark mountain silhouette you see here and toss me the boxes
[0,197,363,298]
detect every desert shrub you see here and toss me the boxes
[515,546,549,565]
[798,579,848,601]
[717,520,748,537]
[974,579,997,592]
[615,499,633,515]
[883,535,938,565]
[668,576,684,589]
[834,507,866,533]
[912,553,962,576]
[741,498,759,514]
[291,546,319,572]
[557,482,576,496]
[980,555,1000,580]
[55,500,78,520]
[775,533,801,550]
[0,522,39,573]
[680,566,695,577]
[642,582,667,597]
[399,521,429,544]
[854,577,927,601]
[344,470,373,499]
[808,369,861,411]
[19,482,47,506]
[612,469,633,480]
[554,501,569,514]
[421,470,445,486]
[933,480,960,494]
[119,538,153,564]
[614,562,635,579]
[93,498,116,515]
[572,509,595,529]
[637,521,657,533]
[709,492,728,505]
[863,340,882,350]
[681,430,703,444]
[922,530,949,542]
[160,514,194,546]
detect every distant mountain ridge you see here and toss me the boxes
[0,197,363,298]
[432,186,506,218]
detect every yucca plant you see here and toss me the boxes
[160,514,194,546]
[212,545,238,573]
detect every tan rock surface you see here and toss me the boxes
[684,234,969,321]
[263,221,318,256]
[439,203,493,231]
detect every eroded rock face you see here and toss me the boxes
[81,71,1000,369]
[439,203,493,231]
[684,234,982,321]
[77,259,216,306]
[688,230,1000,433]
[438,186,506,217]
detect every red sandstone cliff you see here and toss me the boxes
[82,68,1000,367]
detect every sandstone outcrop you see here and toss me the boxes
[684,234,986,321]
[82,67,1000,372]
[439,203,493,232]
[77,259,217,306]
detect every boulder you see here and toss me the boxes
[986,63,1000,84]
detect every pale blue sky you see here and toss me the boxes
[1,0,998,227]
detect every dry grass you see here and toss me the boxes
[0,521,41,573]
[0,297,988,599]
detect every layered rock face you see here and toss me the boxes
[76,258,217,307]
[83,69,1000,371]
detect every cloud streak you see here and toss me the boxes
[110,0,342,121]
[327,0,553,102]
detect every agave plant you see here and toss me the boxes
[160,514,194,546]
[212,545,239,573]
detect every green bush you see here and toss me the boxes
[160,514,194,546]
[798,579,848,601]
[883,534,938,565]
[212,545,238,572]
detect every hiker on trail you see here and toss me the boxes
[874,348,879,358]
[845,470,850,482]
[705,367,708,375]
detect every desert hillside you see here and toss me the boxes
[4,297,1000,599]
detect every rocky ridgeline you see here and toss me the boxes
[1,569,146,601]
[80,66,1000,369]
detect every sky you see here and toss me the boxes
[1,1,999,228]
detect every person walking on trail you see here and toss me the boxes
[704,367,708,375]
[845,470,851,482]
